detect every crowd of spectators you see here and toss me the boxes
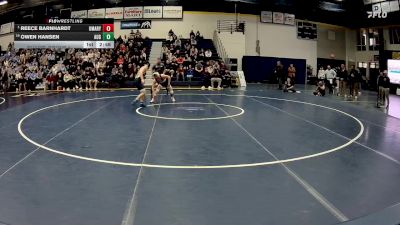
[0,30,151,93]
[157,29,233,90]
[0,29,237,94]
[317,64,362,98]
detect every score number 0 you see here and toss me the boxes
[102,24,114,41]
[103,24,114,32]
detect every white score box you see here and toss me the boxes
[105,41,114,48]
[83,41,96,48]
[96,41,106,48]
[96,41,114,49]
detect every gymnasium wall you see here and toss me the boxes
[114,12,237,39]
[317,26,346,60]
[354,51,379,62]
[216,32,246,70]
[345,29,357,67]
[244,15,318,73]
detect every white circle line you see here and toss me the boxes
[0,97,5,105]
[136,102,245,121]
[17,94,364,169]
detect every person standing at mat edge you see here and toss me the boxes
[349,65,361,99]
[325,65,337,94]
[131,63,150,108]
[337,64,348,98]
[377,70,390,108]
[274,61,285,90]
[288,64,296,84]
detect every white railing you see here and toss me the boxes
[213,30,229,64]
[217,20,245,34]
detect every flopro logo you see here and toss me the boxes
[367,11,388,18]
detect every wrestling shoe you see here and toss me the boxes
[131,99,139,105]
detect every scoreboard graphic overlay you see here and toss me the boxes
[14,19,115,49]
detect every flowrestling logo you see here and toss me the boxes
[141,21,151,29]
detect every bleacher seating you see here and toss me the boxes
[0,30,235,93]
[160,31,227,87]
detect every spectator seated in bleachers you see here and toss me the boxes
[195,61,204,78]
[0,30,151,92]
[110,66,125,88]
[195,30,203,40]
[205,49,212,59]
[176,65,185,81]
[186,64,194,81]
[190,37,197,46]
[55,71,64,91]
[26,69,40,92]
[63,71,76,91]
[159,30,233,88]
[152,58,165,74]
[0,29,232,92]
[220,69,232,88]
[96,68,107,87]
[15,70,27,92]
[210,69,222,90]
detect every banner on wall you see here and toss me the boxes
[273,12,284,24]
[0,22,12,35]
[106,7,123,19]
[260,11,273,23]
[284,13,295,25]
[88,8,106,18]
[162,6,183,18]
[143,6,162,18]
[71,10,88,18]
[121,20,152,29]
[124,6,143,19]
